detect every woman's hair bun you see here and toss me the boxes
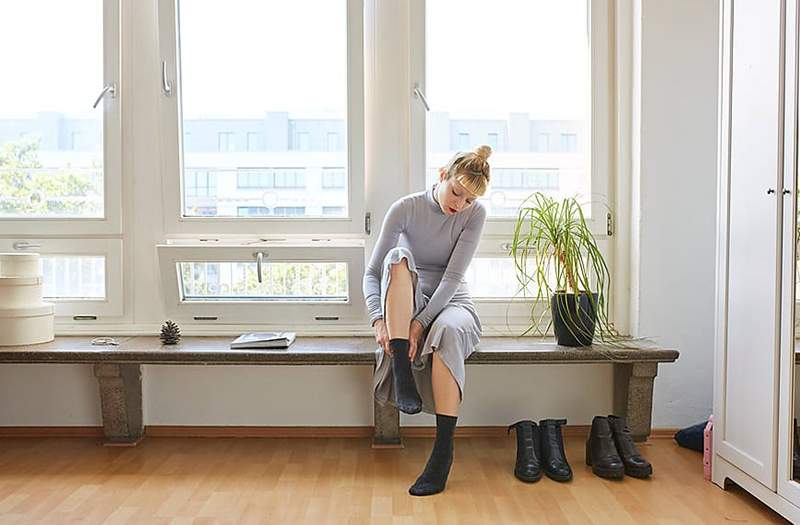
[474,144,492,161]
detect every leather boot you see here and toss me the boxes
[793,419,800,480]
[539,419,573,482]
[608,415,653,478]
[585,416,624,479]
[508,420,542,482]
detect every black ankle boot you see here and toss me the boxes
[539,419,572,482]
[508,420,542,482]
[607,415,652,478]
[585,416,624,479]
[793,419,800,480]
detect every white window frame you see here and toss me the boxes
[156,241,366,326]
[408,0,617,333]
[0,0,122,236]
[157,0,365,236]
[409,0,613,239]
[0,238,124,318]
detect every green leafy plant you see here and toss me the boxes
[509,192,625,344]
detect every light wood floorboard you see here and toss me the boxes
[0,436,789,524]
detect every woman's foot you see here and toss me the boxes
[390,338,422,414]
[409,414,457,496]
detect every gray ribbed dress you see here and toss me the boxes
[363,184,487,414]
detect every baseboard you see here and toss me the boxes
[0,424,678,439]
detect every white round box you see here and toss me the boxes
[0,303,55,346]
[0,276,44,309]
[0,253,40,278]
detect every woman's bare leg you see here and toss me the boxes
[385,259,412,339]
[432,352,460,417]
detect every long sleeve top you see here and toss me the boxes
[362,183,487,328]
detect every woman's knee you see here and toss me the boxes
[389,258,411,277]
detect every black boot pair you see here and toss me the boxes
[586,415,652,479]
[508,419,572,483]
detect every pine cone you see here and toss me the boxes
[160,320,181,345]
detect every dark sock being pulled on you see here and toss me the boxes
[409,414,457,496]
[390,338,422,414]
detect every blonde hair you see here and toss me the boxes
[443,145,492,197]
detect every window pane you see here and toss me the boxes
[178,261,348,302]
[0,1,105,218]
[467,257,573,299]
[41,255,106,300]
[178,0,348,219]
[426,0,589,218]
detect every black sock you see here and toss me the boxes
[409,414,457,496]
[390,338,422,414]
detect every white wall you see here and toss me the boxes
[0,0,721,430]
[636,0,719,428]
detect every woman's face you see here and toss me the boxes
[437,170,477,215]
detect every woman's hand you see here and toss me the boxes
[408,319,425,362]
[373,319,390,356]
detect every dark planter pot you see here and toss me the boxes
[551,291,599,347]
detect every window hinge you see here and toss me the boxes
[607,212,613,236]
[365,212,372,235]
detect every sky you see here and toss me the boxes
[0,0,588,120]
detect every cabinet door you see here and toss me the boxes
[716,0,785,490]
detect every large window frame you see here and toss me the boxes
[156,241,366,325]
[409,0,612,239]
[156,0,366,236]
[0,0,122,236]
[408,0,617,331]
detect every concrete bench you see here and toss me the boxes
[0,336,679,446]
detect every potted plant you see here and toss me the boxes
[509,192,622,346]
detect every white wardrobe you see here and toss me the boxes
[714,0,800,521]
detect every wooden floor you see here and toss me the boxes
[0,435,789,524]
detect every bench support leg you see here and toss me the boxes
[613,362,658,442]
[372,360,402,448]
[93,363,144,446]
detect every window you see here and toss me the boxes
[274,206,306,217]
[538,133,551,152]
[322,168,346,189]
[457,132,470,151]
[246,132,260,151]
[323,206,346,216]
[237,170,273,189]
[0,239,123,317]
[157,242,366,324]
[237,206,270,217]
[159,0,364,234]
[409,0,614,328]
[0,0,121,235]
[414,0,604,230]
[561,133,578,152]
[327,132,339,152]
[185,171,217,197]
[217,132,236,152]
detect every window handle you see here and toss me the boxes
[13,241,41,251]
[162,60,173,97]
[254,251,267,283]
[413,82,430,111]
[92,83,116,109]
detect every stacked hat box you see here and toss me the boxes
[0,253,55,346]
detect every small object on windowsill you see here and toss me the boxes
[160,320,181,345]
[230,332,296,350]
[91,337,119,346]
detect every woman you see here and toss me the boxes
[362,145,491,496]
